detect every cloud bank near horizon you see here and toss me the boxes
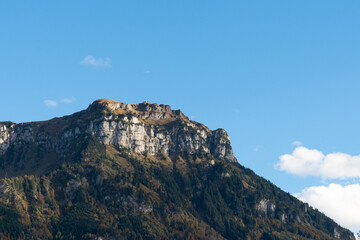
[277,145,360,234]
[276,146,360,180]
[295,183,360,232]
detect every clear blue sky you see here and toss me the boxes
[1,1,360,231]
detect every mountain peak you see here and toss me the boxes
[87,99,188,125]
[87,98,132,113]
[0,99,237,177]
[89,98,165,112]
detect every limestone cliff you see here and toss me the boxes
[87,99,236,162]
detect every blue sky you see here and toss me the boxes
[1,1,360,232]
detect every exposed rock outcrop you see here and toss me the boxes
[256,199,276,218]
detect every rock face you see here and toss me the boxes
[0,99,237,176]
[88,99,236,162]
[255,198,304,225]
[256,199,276,218]
[87,109,236,162]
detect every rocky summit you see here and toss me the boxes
[0,99,355,240]
[0,99,235,177]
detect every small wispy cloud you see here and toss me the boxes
[292,141,303,146]
[81,55,111,68]
[44,100,58,107]
[61,97,76,104]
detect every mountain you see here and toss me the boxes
[0,99,355,240]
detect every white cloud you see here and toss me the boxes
[292,141,302,146]
[44,100,58,107]
[61,97,76,104]
[295,183,360,232]
[81,55,111,68]
[275,146,360,179]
